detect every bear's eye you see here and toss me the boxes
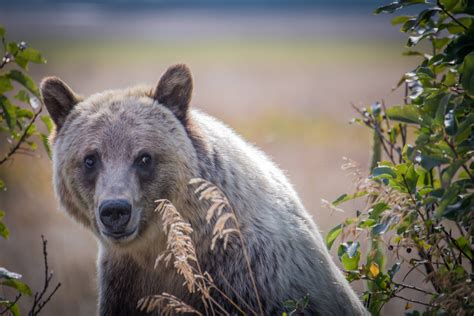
[136,153,152,168]
[84,155,96,169]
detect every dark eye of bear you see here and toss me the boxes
[84,155,96,169]
[136,153,152,168]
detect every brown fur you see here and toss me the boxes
[42,64,368,315]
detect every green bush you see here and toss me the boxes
[0,25,59,316]
[326,1,473,315]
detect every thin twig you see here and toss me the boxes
[392,282,437,296]
[34,283,61,315]
[441,227,473,264]
[443,137,474,182]
[437,1,468,30]
[392,294,436,308]
[227,200,264,316]
[0,105,43,165]
[380,100,395,160]
[28,235,61,316]
[0,294,21,315]
[218,272,257,315]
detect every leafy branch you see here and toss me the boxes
[0,24,59,315]
[324,0,474,315]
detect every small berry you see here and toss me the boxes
[388,245,394,251]
[2,53,13,63]
[406,247,412,253]
[18,41,27,51]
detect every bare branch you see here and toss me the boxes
[28,235,61,316]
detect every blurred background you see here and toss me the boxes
[1,0,419,314]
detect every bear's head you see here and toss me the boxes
[41,64,199,248]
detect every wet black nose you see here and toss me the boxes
[99,199,131,233]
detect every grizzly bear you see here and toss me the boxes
[41,64,367,315]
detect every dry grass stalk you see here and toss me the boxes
[155,199,199,293]
[189,178,264,315]
[141,182,265,315]
[433,271,474,316]
[151,199,244,316]
[137,293,203,316]
[320,199,345,214]
[189,178,238,250]
[322,157,412,242]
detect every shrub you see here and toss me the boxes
[325,1,473,315]
[0,25,59,316]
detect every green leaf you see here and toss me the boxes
[391,15,414,25]
[374,3,403,14]
[439,0,461,11]
[375,0,426,14]
[404,163,419,193]
[372,166,397,178]
[400,0,426,4]
[386,105,420,124]
[413,8,441,28]
[461,52,474,95]
[402,50,423,56]
[41,133,52,159]
[372,217,393,235]
[418,153,450,170]
[369,203,390,220]
[0,76,14,94]
[441,160,465,187]
[16,108,33,119]
[444,109,458,135]
[436,185,459,217]
[17,47,46,64]
[6,42,18,56]
[388,262,401,280]
[0,221,9,239]
[41,115,53,133]
[445,32,474,63]
[14,90,30,104]
[326,224,343,250]
[341,252,360,271]
[402,144,417,162]
[6,70,40,98]
[0,267,21,280]
[358,219,376,228]
[2,279,32,296]
[435,94,451,124]
[338,242,360,271]
[332,191,368,206]
[9,303,20,316]
[455,236,472,260]
[0,300,20,316]
[0,25,5,37]
[0,96,17,131]
[400,18,417,32]
[433,38,450,50]
[283,299,296,310]
[346,241,360,258]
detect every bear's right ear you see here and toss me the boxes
[40,77,81,131]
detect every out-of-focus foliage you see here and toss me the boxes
[326,1,473,315]
[0,25,57,316]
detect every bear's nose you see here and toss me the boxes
[99,199,131,233]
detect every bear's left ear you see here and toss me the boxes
[153,64,193,122]
[40,77,81,131]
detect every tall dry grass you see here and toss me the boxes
[137,178,263,316]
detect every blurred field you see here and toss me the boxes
[0,7,419,315]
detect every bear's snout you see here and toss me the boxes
[99,199,132,237]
